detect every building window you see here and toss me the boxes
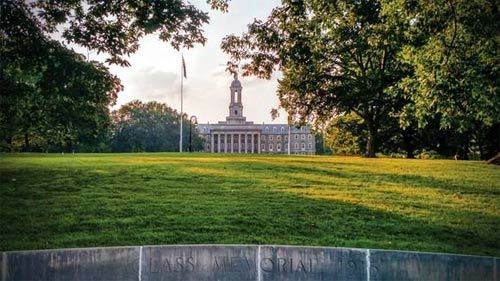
[294,134,299,139]
[277,135,281,141]
[301,134,305,140]
[281,127,285,132]
[269,135,273,141]
[261,144,265,150]
[265,127,269,133]
[284,136,288,141]
[308,143,312,149]
[261,135,266,141]
[301,143,306,150]
[308,134,313,139]
[235,110,238,115]
[294,143,299,149]
[269,144,273,151]
[277,144,281,151]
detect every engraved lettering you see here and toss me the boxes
[245,257,254,270]
[348,260,356,272]
[230,257,242,272]
[186,257,195,272]
[296,259,307,274]
[163,258,172,272]
[214,257,228,271]
[260,258,274,272]
[277,258,287,272]
[309,258,318,274]
[175,257,184,272]
[149,256,160,273]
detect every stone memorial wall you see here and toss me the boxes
[1,245,497,281]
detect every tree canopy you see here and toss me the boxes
[9,0,229,66]
[221,0,499,159]
[111,100,202,152]
[1,0,227,152]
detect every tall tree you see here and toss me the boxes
[1,1,121,151]
[111,100,202,152]
[385,0,500,159]
[1,0,228,152]
[21,0,229,66]
[221,0,410,157]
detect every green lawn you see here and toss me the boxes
[0,153,499,256]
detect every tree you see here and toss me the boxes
[221,0,411,157]
[110,100,203,152]
[18,0,229,66]
[1,0,228,152]
[325,113,365,156]
[1,2,121,152]
[385,0,500,159]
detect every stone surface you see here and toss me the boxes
[140,245,257,281]
[1,252,5,281]
[260,246,366,281]
[1,245,498,281]
[370,249,497,281]
[496,258,499,281]
[3,246,139,281]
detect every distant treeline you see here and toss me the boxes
[0,100,203,153]
[321,113,499,160]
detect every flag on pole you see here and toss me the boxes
[182,55,187,79]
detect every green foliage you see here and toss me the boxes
[110,100,203,152]
[1,153,499,256]
[1,0,227,152]
[326,113,364,155]
[222,0,411,157]
[0,2,121,152]
[221,0,499,159]
[29,0,229,66]
[385,0,500,130]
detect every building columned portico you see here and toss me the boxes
[197,75,316,155]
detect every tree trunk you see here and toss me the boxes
[365,124,377,158]
[6,136,12,152]
[24,132,30,152]
[403,129,415,159]
[486,152,500,164]
[460,136,470,160]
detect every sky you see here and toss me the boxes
[80,0,286,124]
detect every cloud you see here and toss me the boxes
[126,67,179,100]
[107,0,287,124]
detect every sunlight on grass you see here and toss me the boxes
[1,153,498,256]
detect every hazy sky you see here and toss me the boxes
[80,0,286,124]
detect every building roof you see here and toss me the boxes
[196,123,312,134]
[230,79,241,88]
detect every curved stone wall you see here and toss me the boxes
[1,245,498,281]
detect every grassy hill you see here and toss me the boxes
[1,153,498,256]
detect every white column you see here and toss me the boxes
[238,133,242,153]
[251,133,254,153]
[258,133,261,154]
[244,134,247,153]
[224,133,227,153]
[233,134,235,153]
[211,134,214,153]
[217,133,221,153]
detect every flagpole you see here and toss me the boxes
[288,115,291,155]
[179,55,184,153]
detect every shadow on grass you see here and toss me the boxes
[1,161,498,257]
